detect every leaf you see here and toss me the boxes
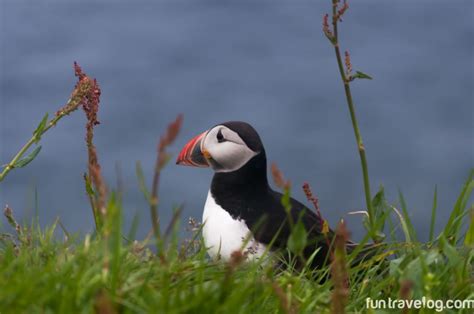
[372,186,387,222]
[127,210,141,241]
[353,70,373,80]
[398,190,417,242]
[13,146,42,168]
[287,220,307,255]
[135,161,151,202]
[403,256,423,283]
[390,204,412,243]
[389,255,405,277]
[84,173,95,196]
[429,185,437,242]
[464,206,474,246]
[57,218,71,242]
[443,169,473,243]
[372,186,385,209]
[281,189,292,212]
[439,235,462,267]
[370,185,388,242]
[33,113,49,143]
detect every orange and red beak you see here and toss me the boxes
[176,131,209,167]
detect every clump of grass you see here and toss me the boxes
[0,175,472,313]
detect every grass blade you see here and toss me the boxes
[398,190,417,242]
[33,113,49,143]
[13,146,42,168]
[135,161,151,202]
[464,206,474,246]
[443,169,473,243]
[429,185,437,242]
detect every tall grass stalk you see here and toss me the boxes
[323,0,377,240]
[149,115,183,243]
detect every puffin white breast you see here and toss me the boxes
[202,191,266,261]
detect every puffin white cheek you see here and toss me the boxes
[212,143,256,172]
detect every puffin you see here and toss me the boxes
[176,121,370,268]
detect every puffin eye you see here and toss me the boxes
[216,130,225,143]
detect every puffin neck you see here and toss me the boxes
[211,151,269,196]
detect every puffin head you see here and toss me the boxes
[176,121,264,173]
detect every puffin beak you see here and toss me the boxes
[176,131,209,167]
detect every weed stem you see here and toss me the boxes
[0,99,79,182]
[329,0,375,235]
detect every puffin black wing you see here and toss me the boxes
[246,190,381,268]
[237,188,334,266]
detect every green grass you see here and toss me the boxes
[0,172,473,313]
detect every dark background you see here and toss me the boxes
[1,0,472,241]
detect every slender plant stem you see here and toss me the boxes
[331,1,375,230]
[150,160,162,241]
[84,173,101,230]
[149,114,183,247]
[0,106,71,182]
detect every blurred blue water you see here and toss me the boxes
[1,0,472,241]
